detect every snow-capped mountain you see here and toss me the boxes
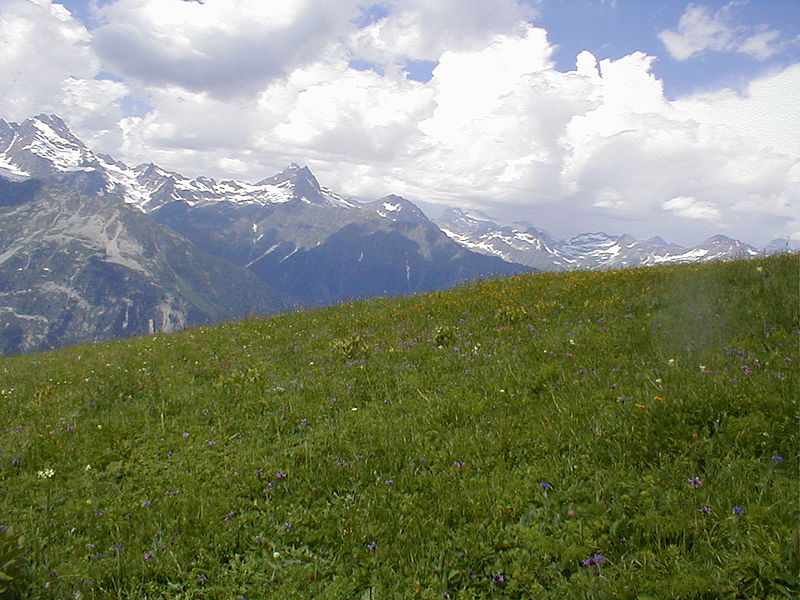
[0,115,429,222]
[435,208,761,271]
[0,115,359,212]
[360,194,431,224]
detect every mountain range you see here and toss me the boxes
[434,208,763,271]
[0,115,525,353]
[0,114,779,354]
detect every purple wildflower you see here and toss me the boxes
[140,500,151,507]
[207,440,216,447]
[276,471,287,479]
[539,481,552,490]
[581,554,606,567]
[384,479,394,484]
[453,461,465,467]
[165,490,180,496]
[733,506,745,515]
[0,525,8,532]
[197,573,207,582]
[491,572,506,583]
[299,418,309,426]
[773,455,784,462]
[143,550,154,560]
[366,541,377,551]
[700,505,712,513]
[182,432,190,438]
[741,365,752,376]
[223,512,235,521]
[11,457,20,467]
[687,476,704,487]
[283,522,292,531]
[94,509,104,517]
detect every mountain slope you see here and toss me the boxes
[0,179,287,354]
[0,254,796,598]
[154,199,530,306]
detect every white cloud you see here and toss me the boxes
[662,196,721,221]
[0,0,126,129]
[659,2,785,62]
[738,28,782,60]
[91,0,364,97]
[349,0,537,65]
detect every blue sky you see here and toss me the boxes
[534,0,800,97]
[1,0,798,245]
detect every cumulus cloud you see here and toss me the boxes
[91,0,363,97]
[662,196,720,221]
[349,0,537,65]
[0,0,126,133]
[659,2,785,61]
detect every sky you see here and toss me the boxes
[1,0,798,246]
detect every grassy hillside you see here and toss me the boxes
[1,255,797,599]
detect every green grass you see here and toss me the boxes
[1,255,798,599]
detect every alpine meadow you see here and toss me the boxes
[0,254,797,600]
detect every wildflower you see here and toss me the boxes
[0,525,8,532]
[275,471,287,479]
[299,418,309,426]
[733,506,745,515]
[11,457,20,467]
[634,403,646,409]
[223,512,234,521]
[182,432,190,438]
[491,572,506,583]
[207,440,216,447]
[539,481,552,490]
[143,551,154,560]
[773,455,784,462]
[94,509,104,517]
[687,476,704,487]
[453,461,465,467]
[272,551,281,559]
[255,468,264,477]
[384,479,394,484]
[283,522,292,531]
[581,554,606,567]
[700,505,712,513]
[37,468,55,479]
[366,541,377,551]
[741,365,753,376]
[140,500,152,507]
[196,573,207,582]
[165,490,180,496]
